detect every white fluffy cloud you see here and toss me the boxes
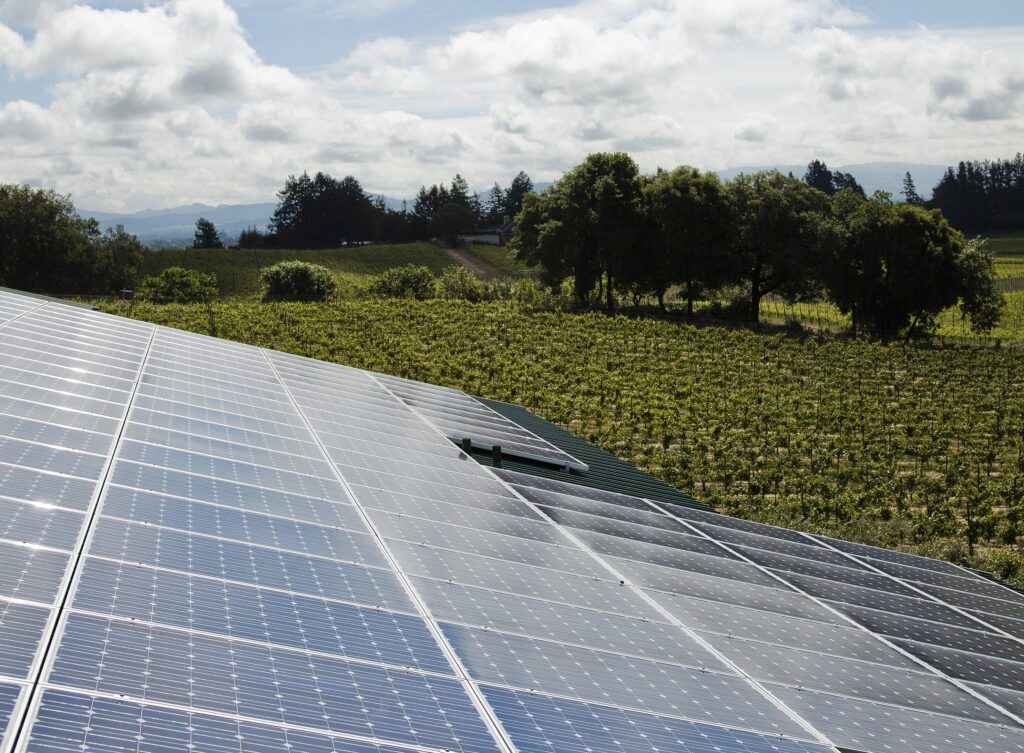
[1,0,1022,211]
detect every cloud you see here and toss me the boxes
[0,0,1023,212]
[0,100,55,141]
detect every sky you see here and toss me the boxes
[0,0,1022,212]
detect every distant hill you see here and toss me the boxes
[84,203,278,246]
[714,162,949,200]
[85,196,407,246]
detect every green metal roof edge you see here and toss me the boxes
[475,397,708,511]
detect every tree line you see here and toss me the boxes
[513,153,1002,338]
[928,155,1024,234]
[235,171,535,249]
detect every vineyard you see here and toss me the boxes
[96,297,1024,584]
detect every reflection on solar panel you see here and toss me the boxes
[1,286,1024,753]
[378,374,590,471]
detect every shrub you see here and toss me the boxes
[260,261,337,302]
[509,278,569,311]
[437,266,489,302]
[369,265,436,300]
[140,267,218,304]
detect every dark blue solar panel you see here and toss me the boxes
[481,685,830,753]
[440,623,809,739]
[0,682,20,736]
[0,499,84,551]
[49,614,501,753]
[0,600,49,678]
[27,689,443,753]
[0,542,69,604]
[99,486,380,565]
[87,518,411,610]
[73,558,451,673]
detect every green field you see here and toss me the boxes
[459,243,537,278]
[991,231,1024,278]
[140,243,457,298]
[97,297,1024,585]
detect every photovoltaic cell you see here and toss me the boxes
[769,683,1024,753]
[380,518,607,578]
[385,539,658,619]
[0,600,49,678]
[50,612,500,753]
[710,634,1007,723]
[100,487,379,564]
[87,517,411,610]
[0,682,20,741]
[0,542,69,604]
[0,499,84,551]
[73,558,449,673]
[26,690,447,753]
[353,483,544,522]
[667,595,920,669]
[481,686,831,753]
[441,623,810,738]
[413,576,726,670]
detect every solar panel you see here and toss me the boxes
[377,374,590,471]
[3,287,1024,753]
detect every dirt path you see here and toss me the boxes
[444,246,497,279]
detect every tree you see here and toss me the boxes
[0,185,143,295]
[485,184,506,225]
[269,172,375,247]
[902,172,924,205]
[193,217,224,249]
[513,154,641,310]
[504,171,534,220]
[804,160,864,197]
[804,160,835,195]
[832,171,865,197]
[729,171,832,322]
[823,193,1004,337]
[930,154,1024,233]
[643,166,736,315]
[449,174,473,210]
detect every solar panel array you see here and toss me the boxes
[1,287,1024,753]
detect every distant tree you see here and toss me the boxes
[0,185,143,295]
[804,160,864,197]
[436,202,476,247]
[449,174,473,210]
[832,171,865,197]
[902,172,924,205]
[269,172,375,247]
[823,193,1003,337]
[930,154,1024,233]
[485,183,506,225]
[643,166,736,315]
[238,226,269,248]
[413,184,451,239]
[193,217,224,249]
[514,154,641,310]
[804,160,836,195]
[504,171,535,220]
[729,171,832,322]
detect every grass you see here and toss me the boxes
[460,244,537,278]
[989,231,1024,278]
[140,244,457,298]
